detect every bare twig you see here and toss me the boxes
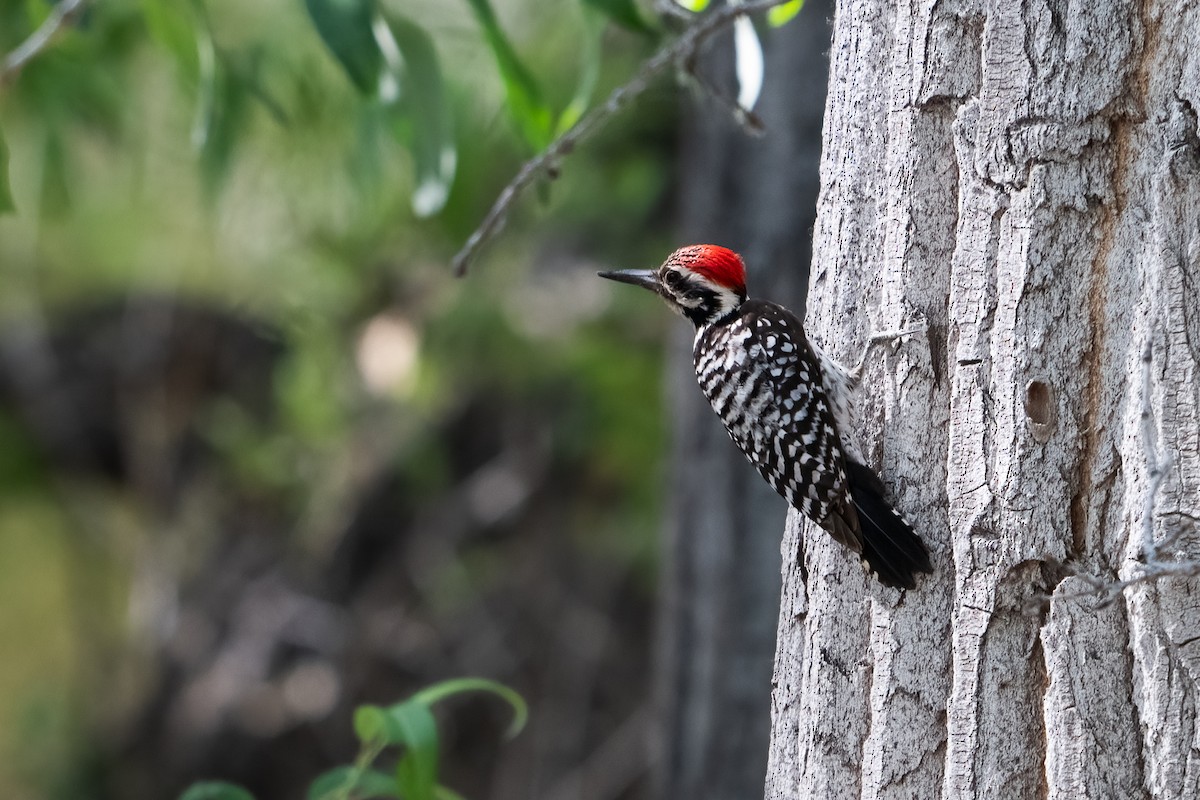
[451,0,791,277]
[846,314,929,383]
[653,0,695,23]
[1059,327,1200,607]
[1,0,91,83]
[1066,558,1200,609]
[677,49,765,136]
[1137,332,1175,562]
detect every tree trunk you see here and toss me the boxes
[767,2,1200,799]
[656,4,833,799]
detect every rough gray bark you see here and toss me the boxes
[656,4,833,799]
[766,1,1200,799]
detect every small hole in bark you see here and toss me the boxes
[1024,380,1053,425]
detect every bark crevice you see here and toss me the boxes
[766,1,1200,798]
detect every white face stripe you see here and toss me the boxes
[705,274,743,319]
[665,270,743,323]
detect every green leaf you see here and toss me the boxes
[305,0,383,95]
[462,0,553,149]
[579,0,655,34]
[353,702,440,800]
[197,54,251,197]
[348,102,387,196]
[354,705,393,745]
[767,0,804,27]
[40,133,71,218]
[308,766,400,800]
[389,701,439,800]
[378,12,456,217]
[0,128,14,215]
[178,782,256,800]
[434,786,468,800]
[227,47,290,127]
[554,6,604,136]
[141,0,200,76]
[410,678,528,740]
[188,5,217,152]
[305,6,455,214]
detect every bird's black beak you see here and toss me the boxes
[597,269,661,294]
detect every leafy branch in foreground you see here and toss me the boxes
[0,0,801,261]
[178,678,527,800]
[451,0,796,277]
[0,0,90,81]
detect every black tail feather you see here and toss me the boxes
[846,461,932,589]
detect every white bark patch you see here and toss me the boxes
[1042,576,1143,798]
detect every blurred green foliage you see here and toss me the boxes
[0,0,684,795]
[180,678,526,800]
[768,0,806,27]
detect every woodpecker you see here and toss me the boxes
[599,244,932,588]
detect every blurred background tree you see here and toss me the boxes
[0,1,823,798]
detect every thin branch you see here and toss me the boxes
[847,314,929,383]
[1138,332,1174,562]
[451,0,791,277]
[1067,560,1200,609]
[1,0,91,83]
[1059,326,1200,608]
[652,0,695,23]
[677,50,765,136]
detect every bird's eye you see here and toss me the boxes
[662,270,684,289]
